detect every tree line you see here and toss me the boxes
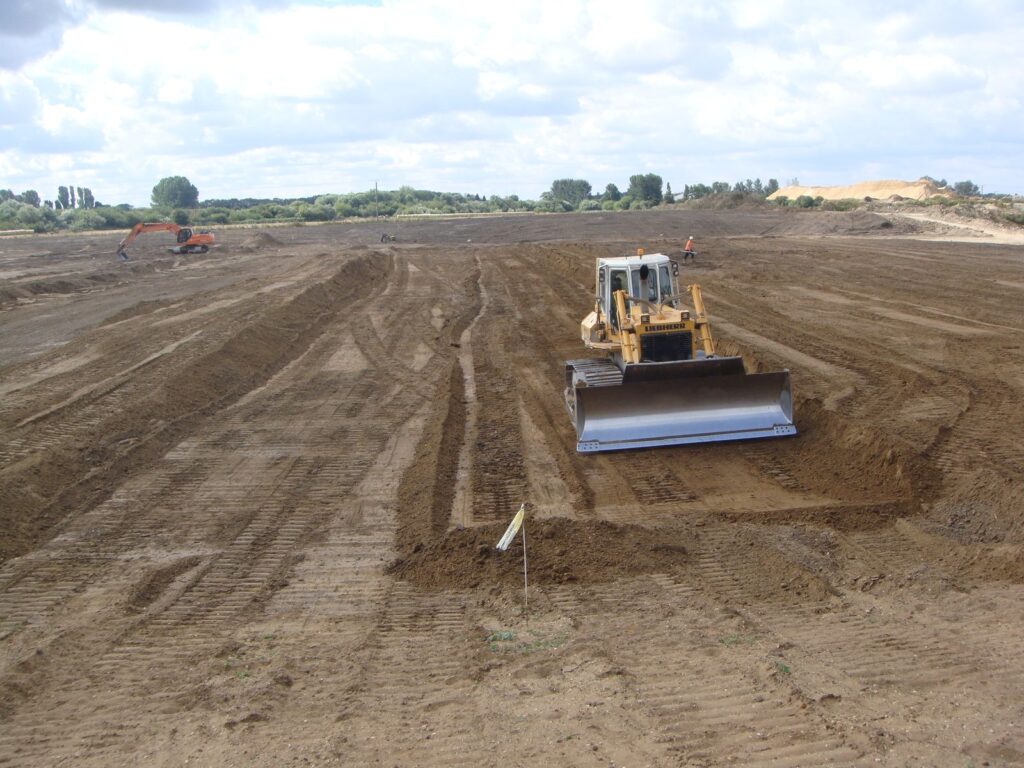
[0,173,1003,234]
[541,174,782,211]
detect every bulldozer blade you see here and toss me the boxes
[568,364,796,453]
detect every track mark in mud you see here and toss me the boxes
[0,254,392,565]
[0,251,454,759]
[712,316,850,379]
[0,351,100,399]
[614,452,699,507]
[126,555,206,613]
[870,306,994,336]
[16,329,204,427]
[518,399,576,519]
[334,585,478,766]
[626,657,868,766]
[691,524,838,606]
[450,255,492,527]
[324,332,370,372]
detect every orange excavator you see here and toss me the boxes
[117,222,215,259]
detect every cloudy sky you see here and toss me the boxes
[1,0,1021,206]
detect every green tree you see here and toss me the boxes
[16,205,44,230]
[82,188,94,208]
[172,209,190,225]
[57,186,70,209]
[604,183,621,201]
[152,176,199,208]
[664,183,675,204]
[953,180,980,196]
[627,173,663,204]
[550,178,592,207]
[21,190,40,206]
[69,186,76,208]
[0,189,13,202]
[765,178,780,196]
[688,183,712,199]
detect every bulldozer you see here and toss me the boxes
[117,222,215,260]
[564,249,796,453]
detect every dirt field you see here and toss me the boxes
[1,208,1023,766]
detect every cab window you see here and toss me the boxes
[609,269,628,328]
[659,265,674,305]
[631,268,659,304]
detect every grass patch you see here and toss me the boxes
[486,629,567,654]
[720,634,757,647]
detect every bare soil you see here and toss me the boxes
[1,209,1023,766]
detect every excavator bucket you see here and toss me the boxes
[565,357,796,453]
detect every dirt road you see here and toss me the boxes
[1,210,1023,766]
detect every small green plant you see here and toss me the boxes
[485,630,566,654]
[720,634,756,647]
[774,661,791,676]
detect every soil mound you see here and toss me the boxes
[0,272,123,307]
[240,231,283,251]
[765,210,902,237]
[769,178,953,202]
[388,518,688,589]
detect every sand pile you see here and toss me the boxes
[769,178,954,202]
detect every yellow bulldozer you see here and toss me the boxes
[564,249,796,452]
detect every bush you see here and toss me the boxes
[820,199,860,211]
[194,208,230,225]
[16,205,45,231]
[66,210,106,231]
[172,209,190,225]
[94,206,141,229]
[795,195,817,208]
[577,200,602,212]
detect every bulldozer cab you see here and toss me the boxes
[177,228,193,244]
[598,254,677,328]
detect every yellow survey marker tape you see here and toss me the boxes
[495,503,529,617]
[496,503,525,552]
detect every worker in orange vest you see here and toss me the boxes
[683,236,696,261]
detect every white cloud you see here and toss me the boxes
[0,0,1022,204]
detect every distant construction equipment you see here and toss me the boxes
[117,222,215,259]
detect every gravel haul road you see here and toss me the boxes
[1,209,1023,766]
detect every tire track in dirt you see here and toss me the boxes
[464,256,530,523]
[0,250,460,762]
[0,256,381,565]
